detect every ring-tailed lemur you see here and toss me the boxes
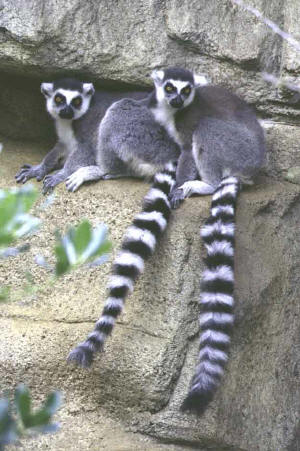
[15,79,149,194]
[15,78,95,194]
[149,67,265,414]
[67,74,209,365]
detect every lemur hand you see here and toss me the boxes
[169,188,185,209]
[15,164,45,183]
[42,174,60,194]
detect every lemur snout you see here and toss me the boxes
[170,95,184,108]
[59,106,74,119]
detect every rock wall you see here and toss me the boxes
[1,0,300,175]
[1,140,300,451]
[1,1,300,450]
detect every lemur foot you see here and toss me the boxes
[42,174,60,194]
[15,164,45,183]
[169,188,185,209]
[66,169,86,192]
[180,181,197,197]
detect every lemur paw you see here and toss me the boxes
[180,181,196,197]
[66,169,85,192]
[42,175,58,194]
[169,188,185,209]
[15,164,45,183]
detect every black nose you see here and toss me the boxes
[170,95,184,109]
[59,106,74,119]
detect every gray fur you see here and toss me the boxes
[66,97,181,191]
[166,83,265,206]
[193,117,265,187]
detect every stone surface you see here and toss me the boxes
[0,0,300,115]
[1,139,300,450]
[262,120,300,179]
[285,166,300,185]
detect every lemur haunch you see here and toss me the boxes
[65,95,184,192]
[15,78,95,194]
[150,67,266,414]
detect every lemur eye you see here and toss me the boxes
[182,86,191,96]
[165,84,175,93]
[72,96,82,108]
[54,95,64,104]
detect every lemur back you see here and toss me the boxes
[73,89,146,150]
[66,95,181,191]
[96,97,180,178]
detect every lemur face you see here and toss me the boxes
[41,78,95,121]
[151,67,208,111]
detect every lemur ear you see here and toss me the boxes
[151,69,165,85]
[82,83,95,97]
[41,83,54,98]
[193,73,210,87]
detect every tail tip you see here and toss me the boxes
[67,345,94,368]
[180,390,214,415]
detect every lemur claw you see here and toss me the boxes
[15,164,44,184]
[42,175,57,195]
[169,188,185,209]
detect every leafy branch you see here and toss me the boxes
[0,385,61,450]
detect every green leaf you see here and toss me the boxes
[72,220,91,256]
[92,239,112,260]
[20,390,61,431]
[0,399,18,447]
[25,409,51,428]
[0,387,61,448]
[54,221,112,277]
[54,242,70,277]
[0,186,40,248]
[0,286,10,303]
[14,384,32,428]
[43,392,62,416]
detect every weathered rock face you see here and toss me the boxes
[1,0,300,174]
[1,140,300,451]
[0,0,298,103]
[1,1,300,450]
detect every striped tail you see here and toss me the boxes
[67,162,177,368]
[181,176,240,415]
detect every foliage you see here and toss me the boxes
[0,185,40,251]
[0,385,61,450]
[54,220,111,276]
